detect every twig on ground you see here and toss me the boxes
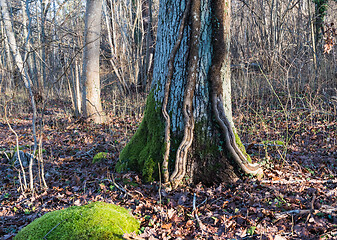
[1,151,11,161]
[131,189,144,198]
[320,229,337,239]
[158,163,162,206]
[197,197,207,208]
[106,170,144,197]
[275,205,337,219]
[123,232,145,240]
[275,209,311,219]
[260,179,337,184]
[193,193,205,231]
[102,177,134,198]
[74,145,97,158]
[43,219,68,240]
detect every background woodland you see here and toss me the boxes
[0,0,337,239]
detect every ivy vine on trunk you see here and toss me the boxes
[116,0,263,189]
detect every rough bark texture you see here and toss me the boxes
[117,0,262,187]
[162,0,192,185]
[82,0,104,123]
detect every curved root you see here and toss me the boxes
[162,0,192,184]
[169,0,201,189]
[169,107,194,188]
[212,94,263,177]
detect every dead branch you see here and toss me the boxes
[275,205,337,219]
[260,179,337,185]
[43,219,68,240]
[193,193,206,231]
[101,178,135,198]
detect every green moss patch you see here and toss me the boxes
[14,202,140,240]
[116,91,165,182]
[262,140,285,146]
[92,152,108,163]
[233,128,252,163]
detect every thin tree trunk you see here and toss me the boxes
[25,0,39,88]
[308,0,317,69]
[1,0,38,192]
[21,0,34,81]
[2,21,14,92]
[72,59,82,117]
[81,0,104,123]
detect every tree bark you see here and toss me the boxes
[117,0,263,188]
[82,0,104,123]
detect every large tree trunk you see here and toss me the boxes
[116,0,262,188]
[81,0,104,123]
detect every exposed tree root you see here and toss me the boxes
[162,0,191,184]
[169,115,194,188]
[212,94,263,177]
[208,0,263,179]
[169,0,201,189]
[164,0,262,190]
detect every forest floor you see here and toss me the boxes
[0,99,337,240]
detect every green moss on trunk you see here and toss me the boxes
[116,91,165,182]
[194,120,219,158]
[233,128,252,163]
[192,120,240,185]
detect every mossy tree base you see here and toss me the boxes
[116,0,263,188]
[116,91,165,182]
[14,202,140,240]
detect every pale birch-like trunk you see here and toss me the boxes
[2,21,14,92]
[21,0,38,86]
[1,0,38,191]
[117,0,262,187]
[39,0,49,90]
[72,59,82,117]
[81,0,104,123]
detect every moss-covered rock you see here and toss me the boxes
[92,152,108,163]
[14,202,140,240]
[116,91,165,182]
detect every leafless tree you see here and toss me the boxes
[116,0,262,189]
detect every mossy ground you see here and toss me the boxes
[14,202,140,240]
[116,91,165,182]
[92,152,108,163]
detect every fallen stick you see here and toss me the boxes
[100,178,134,198]
[260,179,337,185]
[193,193,206,231]
[275,205,337,219]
